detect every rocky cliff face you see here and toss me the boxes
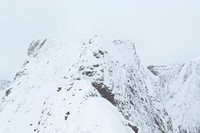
[0,36,198,133]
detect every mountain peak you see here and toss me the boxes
[27,39,47,57]
[0,36,199,133]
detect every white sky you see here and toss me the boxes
[0,0,200,80]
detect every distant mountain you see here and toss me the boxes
[148,59,200,133]
[0,36,199,133]
[0,79,11,105]
[0,80,10,91]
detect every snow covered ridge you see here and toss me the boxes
[0,36,198,133]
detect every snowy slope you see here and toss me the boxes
[0,36,173,133]
[0,80,11,104]
[66,97,134,133]
[0,80,10,91]
[148,60,200,133]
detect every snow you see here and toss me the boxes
[148,59,200,132]
[0,36,199,133]
[0,80,10,91]
[66,97,133,133]
[0,37,139,133]
[0,80,11,104]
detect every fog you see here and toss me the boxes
[0,0,200,79]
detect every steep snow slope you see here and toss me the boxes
[148,60,200,133]
[66,97,133,133]
[0,36,172,133]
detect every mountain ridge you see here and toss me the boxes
[0,36,199,133]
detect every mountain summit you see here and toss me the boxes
[0,36,199,133]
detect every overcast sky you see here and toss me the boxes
[0,0,200,80]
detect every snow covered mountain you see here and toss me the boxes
[0,36,199,133]
[148,60,200,133]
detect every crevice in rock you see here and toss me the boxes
[91,82,116,105]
